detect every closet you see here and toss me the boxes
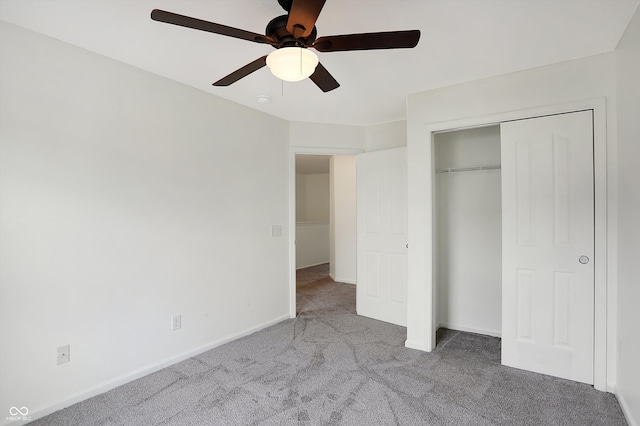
[434,125,502,337]
[432,111,596,385]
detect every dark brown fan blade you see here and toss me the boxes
[313,30,420,52]
[213,56,268,86]
[286,0,326,38]
[151,9,273,45]
[309,62,339,92]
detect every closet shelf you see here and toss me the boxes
[436,164,501,174]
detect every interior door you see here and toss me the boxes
[501,111,594,384]
[357,147,407,326]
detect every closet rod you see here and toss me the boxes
[436,164,501,174]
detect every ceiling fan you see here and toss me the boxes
[151,0,420,92]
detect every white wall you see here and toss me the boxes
[330,156,357,284]
[295,222,330,269]
[0,22,290,422]
[290,119,406,153]
[435,126,502,336]
[405,52,618,389]
[289,121,366,151]
[301,173,330,222]
[295,172,329,268]
[365,121,407,152]
[615,5,640,425]
[295,172,307,220]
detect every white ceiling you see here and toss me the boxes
[1,0,637,126]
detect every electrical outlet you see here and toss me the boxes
[57,344,70,365]
[171,314,181,331]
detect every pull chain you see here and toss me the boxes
[299,47,303,76]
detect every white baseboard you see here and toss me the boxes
[616,388,638,426]
[438,322,502,338]
[331,274,356,285]
[20,314,290,426]
[296,261,329,270]
[405,339,433,352]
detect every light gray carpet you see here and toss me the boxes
[33,267,626,425]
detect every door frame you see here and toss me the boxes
[406,98,609,391]
[288,146,363,318]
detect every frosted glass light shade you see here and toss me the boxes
[266,47,319,82]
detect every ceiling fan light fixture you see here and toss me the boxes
[266,47,318,82]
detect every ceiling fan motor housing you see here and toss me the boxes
[278,0,294,12]
[266,15,317,48]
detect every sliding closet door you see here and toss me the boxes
[357,147,408,326]
[500,111,594,384]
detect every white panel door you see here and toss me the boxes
[501,111,594,384]
[357,147,407,326]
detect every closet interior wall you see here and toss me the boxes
[434,126,502,337]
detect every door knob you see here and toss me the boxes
[578,256,590,264]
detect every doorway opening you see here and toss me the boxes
[292,153,358,316]
[433,125,502,339]
[295,154,331,279]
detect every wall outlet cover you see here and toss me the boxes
[171,314,181,331]
[57,344,70,365]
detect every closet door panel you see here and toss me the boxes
[501,110,594,385]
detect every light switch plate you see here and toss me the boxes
[270,225,282,237]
